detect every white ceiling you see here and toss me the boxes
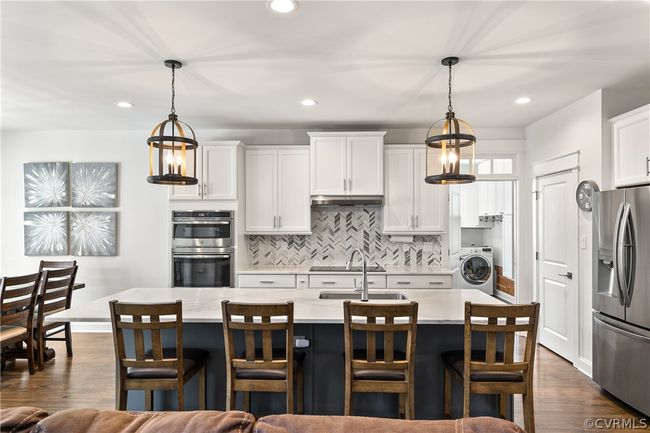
[2,1,649,131]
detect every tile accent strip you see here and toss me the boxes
[247,207,442,267]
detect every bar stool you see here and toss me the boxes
[222,300,305,414]
[0,272,42,374]
[343,300,419,419]
[34,266,77,369]
[109,300,207,410]
[442,302,539,433]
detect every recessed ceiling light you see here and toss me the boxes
[115,101,133,108]
[515,97,531,105]
[267,0,298,13]
[301,98,317,107]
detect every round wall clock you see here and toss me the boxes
[576,180,599,211]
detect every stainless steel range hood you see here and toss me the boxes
[311,195,384,206]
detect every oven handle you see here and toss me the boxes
[173,254,231,259]
[173,220,231,225]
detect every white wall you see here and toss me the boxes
[521,88,650,377]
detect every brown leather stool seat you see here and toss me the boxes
[127,348,209,379]
[236,349,306,380]
[441,350,523,382]
[351,349,407,381]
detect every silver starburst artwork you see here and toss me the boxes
[70,212,117,256]
[24,162,69,207]
[71,163,117,207]
[24,212,69,256]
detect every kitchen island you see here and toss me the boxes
[49,287,509,419]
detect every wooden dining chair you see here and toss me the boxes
[39,260,77,271]
[442,302,540,433]
[109,300,207,411]
[343,301,419,419]
[35,266,77,369]
[222,300,305,414]
[0,272,42,374]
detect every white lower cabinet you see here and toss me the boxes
[386,275,452,289]
[309,274,387,289]
[238,274,296,288]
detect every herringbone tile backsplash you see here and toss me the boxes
[247,207,443,267]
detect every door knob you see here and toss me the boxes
[558,272,573,279]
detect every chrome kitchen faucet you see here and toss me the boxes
[346,248,369,302]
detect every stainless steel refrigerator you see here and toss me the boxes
[593,185,650,416]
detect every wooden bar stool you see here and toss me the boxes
[442,302,540,433]
[343,300,419,419]
[0,272,42,375]
[35,266,77,369]
[109,300,207,411]
[222,300,305,414]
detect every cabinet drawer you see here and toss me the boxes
[238,274,296,288]
[387,275,451,289]
[309,274,386,289]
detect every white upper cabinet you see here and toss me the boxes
[460,182,480,227]
[414,149,447,232]
[245,146,311,234]
[383,145,447,234]
[309,132,385,196]
[611,105,650,188]
[169,141,240,201]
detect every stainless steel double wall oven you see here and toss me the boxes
[172,210,234,288]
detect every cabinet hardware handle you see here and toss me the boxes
[273,216,277,228]
[396,281,411,285]
[259,281,274,284]
[348,178,352,191]
[367,281,375,285]
[415,215,419,227]
[198,183,202,196]
[204,182,208,195]
[278,215,282,228]
[322,281,336,285]
[429,281,443,285]
[558,272,573,279]
[647,156,649,176]
[343,178,347,192]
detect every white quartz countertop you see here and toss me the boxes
[236,266,457,275]
[48,287,503,325]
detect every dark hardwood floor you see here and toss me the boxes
[1,333,645,432]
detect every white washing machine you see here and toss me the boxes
[459,246,494,295]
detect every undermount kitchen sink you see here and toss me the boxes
[318,291,408,300]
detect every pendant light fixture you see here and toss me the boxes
[147,60,199,185]
[425,57,476,185]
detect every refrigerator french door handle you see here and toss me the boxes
[622,206,636,307]
[613,203,627,306]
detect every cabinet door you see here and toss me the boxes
[277,149,311,233]
[414,149,447,233]
[203,145,237,200]
[383,148,414,233]
[245,149,277,232]
[169,149,202,200]
[613,108,650,187]
[348,135,384,195]
[460,182,479,227]
[310,136,347,195]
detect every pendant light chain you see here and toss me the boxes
[447,62,453,113]
[170,64,176,115]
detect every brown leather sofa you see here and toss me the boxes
[0,406,526,433]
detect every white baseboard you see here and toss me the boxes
[71,322,111,333]
[575,356,593,378]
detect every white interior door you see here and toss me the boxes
[277,149,311,233]
[536,169,579,362]
[245,149,277,232]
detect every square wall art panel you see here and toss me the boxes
[70,212,117,256]
[24,211,69,256]
[24,162,69,207]
[71,163,118,207]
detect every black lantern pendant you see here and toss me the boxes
[425,57,476,185]
[147,60,199,185]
